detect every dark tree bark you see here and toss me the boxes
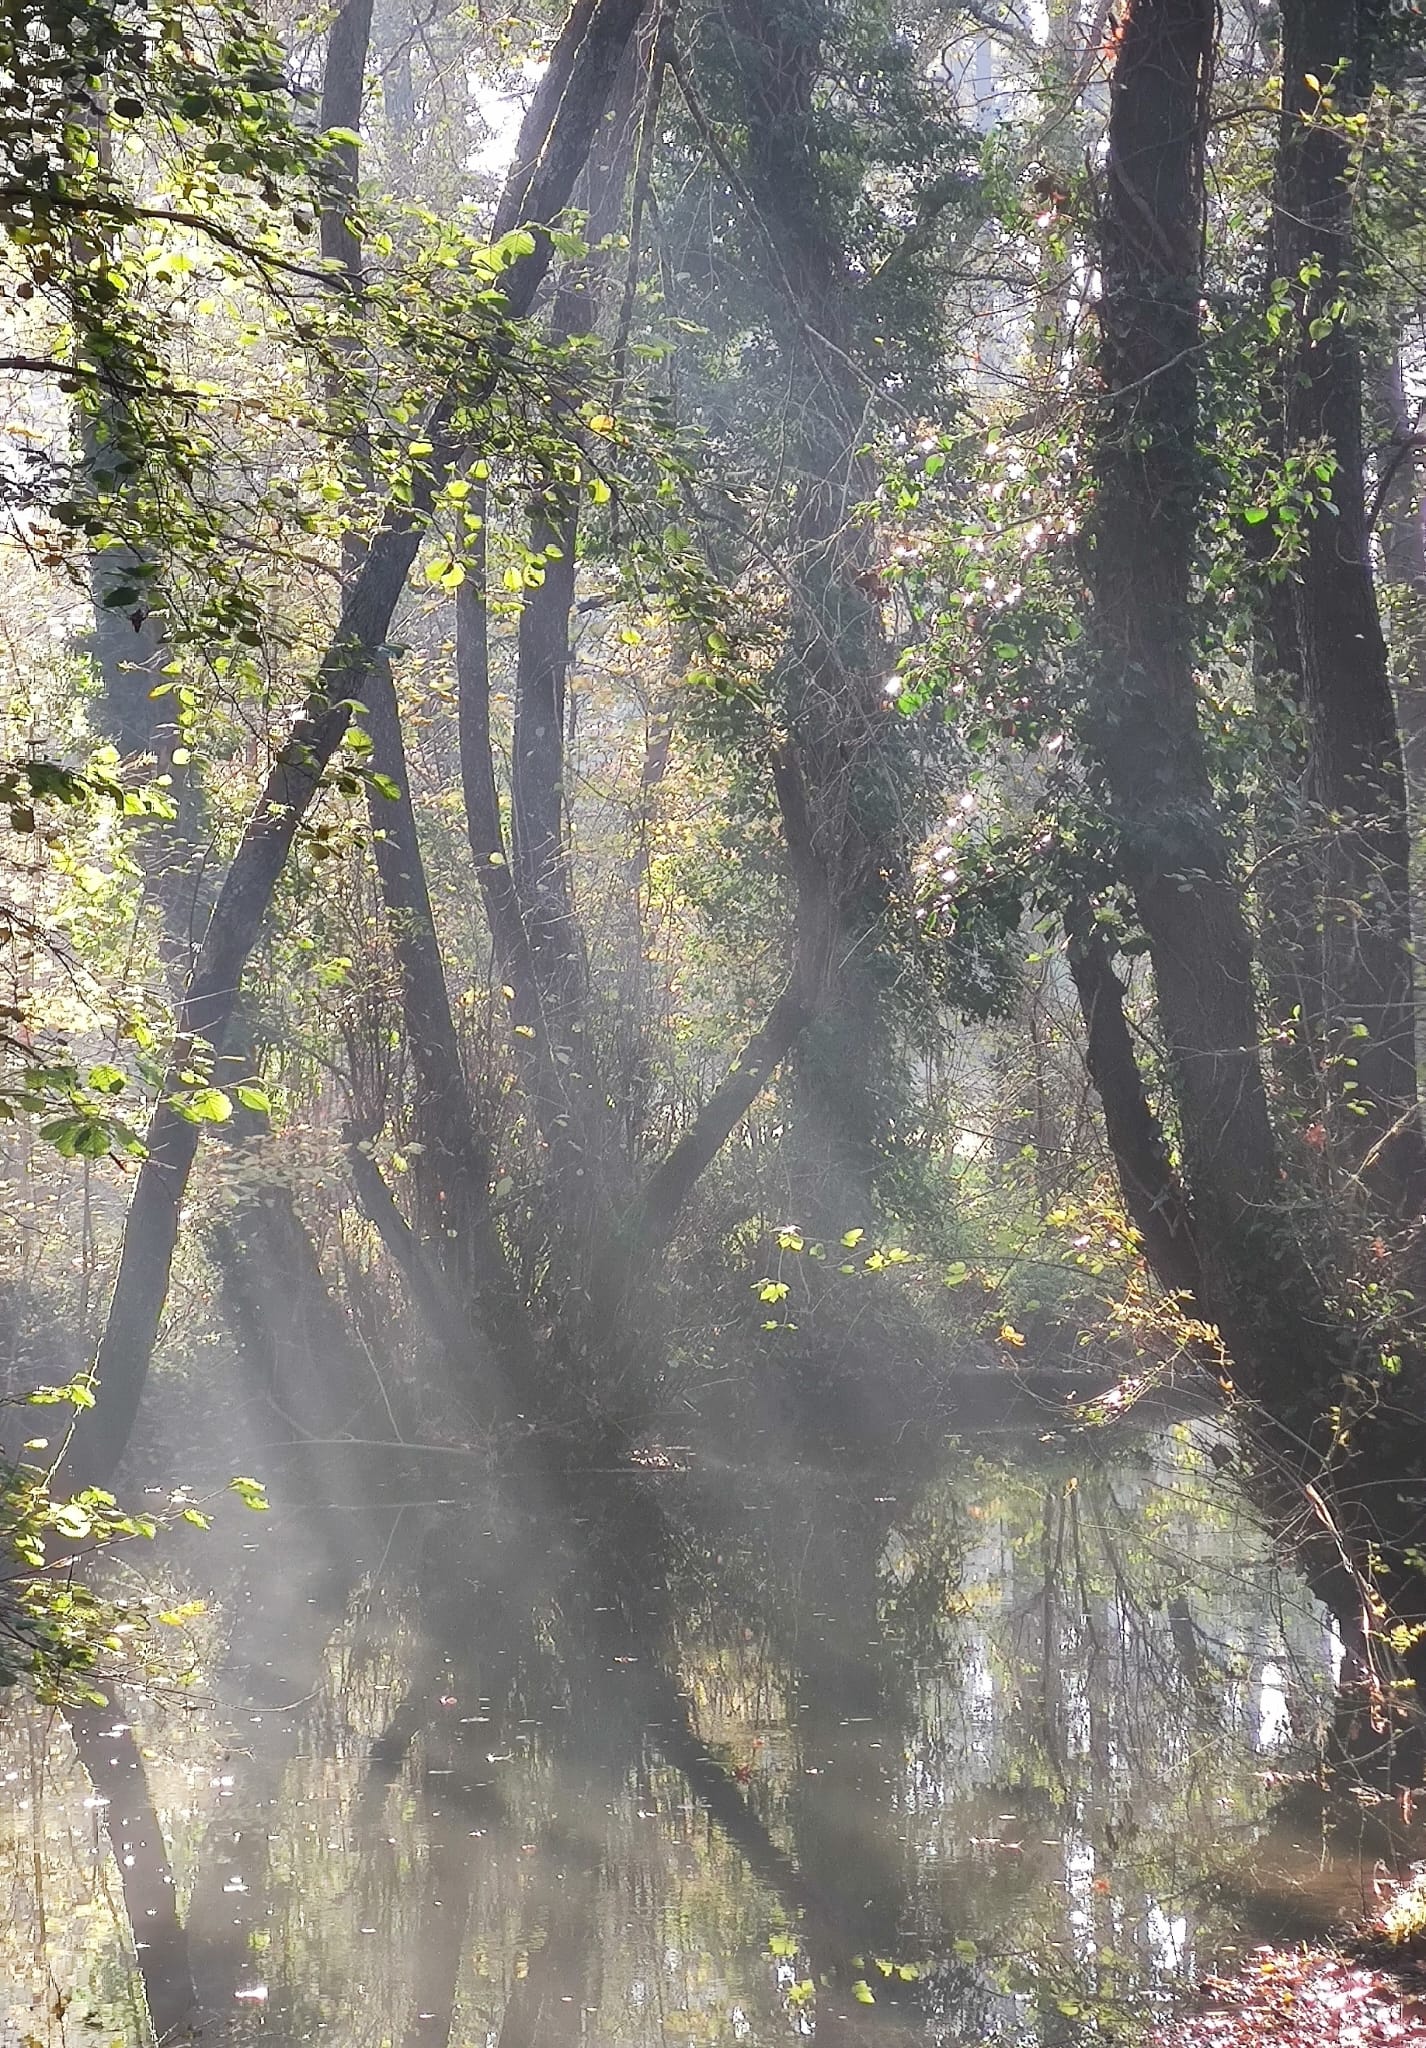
[692,2,902,1233]
[1085,0,1341,1397]
[362,665,501,1291]
[456,538,615,1206]
[1371,346,1426,1071]
[1064,918,1203,1302]
[70,0,651,1488]
[511,501,583,1007]
[77,102,375,1487]
[66,1698,195,2042]
[505,41,642,1062]
[1274,0,1426,1210]
[317,0,375,280]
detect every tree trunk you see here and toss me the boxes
[69,0,651,1488]
[1371,346,1426,1077]
[66,1698,196,2041]
[1274,0,1426,1210]
[1085,0,1342,1400]
[77,92,374,1489]
[1064,917,1203,1302]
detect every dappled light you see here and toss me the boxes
[8,0,1426,2041]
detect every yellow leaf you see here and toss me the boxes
[999,1322,1027,1348]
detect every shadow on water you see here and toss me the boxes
[4,1418,1422,2047]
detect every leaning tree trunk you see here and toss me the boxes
[66,0,651,1489]
[315,0,537,1380]
[1063,914,1203,1303]
[73,103,377,1490]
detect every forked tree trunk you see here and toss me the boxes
[1085,0,1342,1401]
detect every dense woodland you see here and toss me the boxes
[9,0,1426,2024]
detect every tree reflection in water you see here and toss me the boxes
[0,1424,1403,2047]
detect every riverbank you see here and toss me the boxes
[1163,1877,1426,2045]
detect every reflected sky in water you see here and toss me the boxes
[0,1424,1398,2046]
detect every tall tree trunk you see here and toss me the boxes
[1274,0,1426,1210]
[694,1,895,1232]
[1085,0,1341,1399]
[1371,345,1426,1076]
[76,108,373,1488]
[68,0,651,1488]
[317,0,532,1368]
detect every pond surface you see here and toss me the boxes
[0,1424,1407,2047]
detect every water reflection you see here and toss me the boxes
[0,1425,1402,2046]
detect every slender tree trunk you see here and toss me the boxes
[1064,917,1203,1301]
[1274,0,1426,1209]
[362,666,502,1292]
[76,106,374,1486]
[1371,346,1426,1075]
[511,500,584,1010]
[317,0,375,279]
[69,0,651,1488]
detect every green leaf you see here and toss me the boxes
[185,1086,233,1123]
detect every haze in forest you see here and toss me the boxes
[6,0,1426,2042]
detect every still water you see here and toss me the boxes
[0,1425,1395,2046]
